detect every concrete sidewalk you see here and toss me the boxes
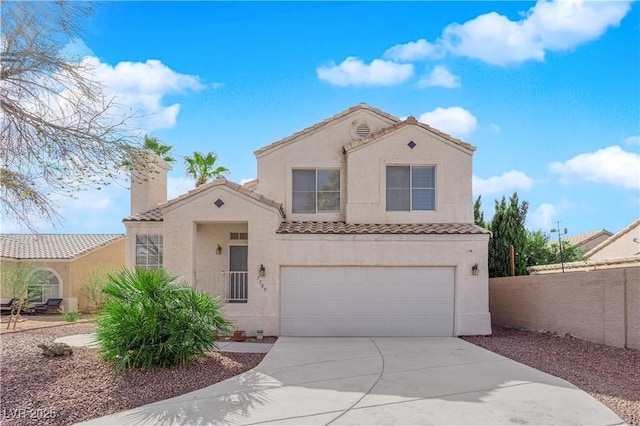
[78,337,625,426]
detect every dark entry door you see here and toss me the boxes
[229,246,248,302]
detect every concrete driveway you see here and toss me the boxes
[80,337,625,425]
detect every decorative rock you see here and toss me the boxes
[38,342,73,357]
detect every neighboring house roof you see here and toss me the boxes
[343,116,475,153]
[254,103,399,157]
[583,219,640,259]
[124,178,285,222]
[277,222,491,235]
[0,234,124,260]
[548,229,612,248]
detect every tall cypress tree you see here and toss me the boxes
[488,193,529,277]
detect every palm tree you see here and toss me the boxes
[184,151,229,187]
[144,135,176,165]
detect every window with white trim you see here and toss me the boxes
[386,166,436,211]
[136,234,163,269]
[28,269,60,303]
[292,169,340,213]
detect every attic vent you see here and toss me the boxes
[350,119,371,141]
[355,123,370,138]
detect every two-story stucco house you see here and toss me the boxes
[124,104,491,337]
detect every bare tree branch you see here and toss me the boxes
[0,1,146,231]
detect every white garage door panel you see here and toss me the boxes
[281,266,454,337]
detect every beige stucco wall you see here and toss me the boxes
[278,233,491,336]
[489,267,640,350]
[69,238,125,312]
[161,185,283,335]
[345,125,474,224]
[578,234,611,253]
[1,238,125,312]
[588,222,640,261]
[255,109,395,221]
[130,151,169,215]
[1,259,70,303]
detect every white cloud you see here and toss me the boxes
[473,170,535,196]
[624,135,640,146]
[490,124,501,133]
[83,57,208,131]
[317,57,414,87]
[440,0,631,65]
[167,176,196,200]
[418,106,477,139]
[240,177,256,185]
[528,203,558,230]
[383,38,442,62]
[418,65,461,88]
[550,145,640,190]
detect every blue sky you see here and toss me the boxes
[3,1,639,238]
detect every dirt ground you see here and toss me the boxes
[0,313,96,334]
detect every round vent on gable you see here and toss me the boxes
[349,119,371,140]
[356,123,370,137]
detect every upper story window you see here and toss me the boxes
[136,234,163,269]
[386,166,436,211]
[292,169,340,213]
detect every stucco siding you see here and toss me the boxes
[161,185,283,335]
[255,110,395,220]
[69,238,125,312]
[589,226,640,261]
[345,126,473,224]
[489,267,640,350]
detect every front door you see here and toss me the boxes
[229,245,248,303]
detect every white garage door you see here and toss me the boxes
[281,266,455,337]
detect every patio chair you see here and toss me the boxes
[0,298,15,314]
[32,298,64,315]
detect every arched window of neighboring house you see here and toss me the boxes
[28,269,61,302]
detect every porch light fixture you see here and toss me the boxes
[472,263,479,276]
[259,264,266,277]
[216,244,222,255]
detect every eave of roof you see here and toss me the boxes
[343,116,475,153]
[254,103,399,157]
[0,234,124,260]
[123,208,163,222]
[124,179,285,222]
[277,222,491,235]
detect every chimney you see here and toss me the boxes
[130,150,169,215]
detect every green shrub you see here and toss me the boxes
[95,268,231,371]
[62,310,79,322]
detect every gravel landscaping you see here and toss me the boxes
[0,322,265,426]
[463,326,640,426]
[2,322,637,426]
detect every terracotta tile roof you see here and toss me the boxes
[123,208,163,222]
[1,234,124,260]
[160,178,284,217]
[343,116,475,153]
[554,229,612,248]
[254,103,399,157]
[277,222,491,235]
[124,179,285,221]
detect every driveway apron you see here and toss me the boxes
[78,337,625,425]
